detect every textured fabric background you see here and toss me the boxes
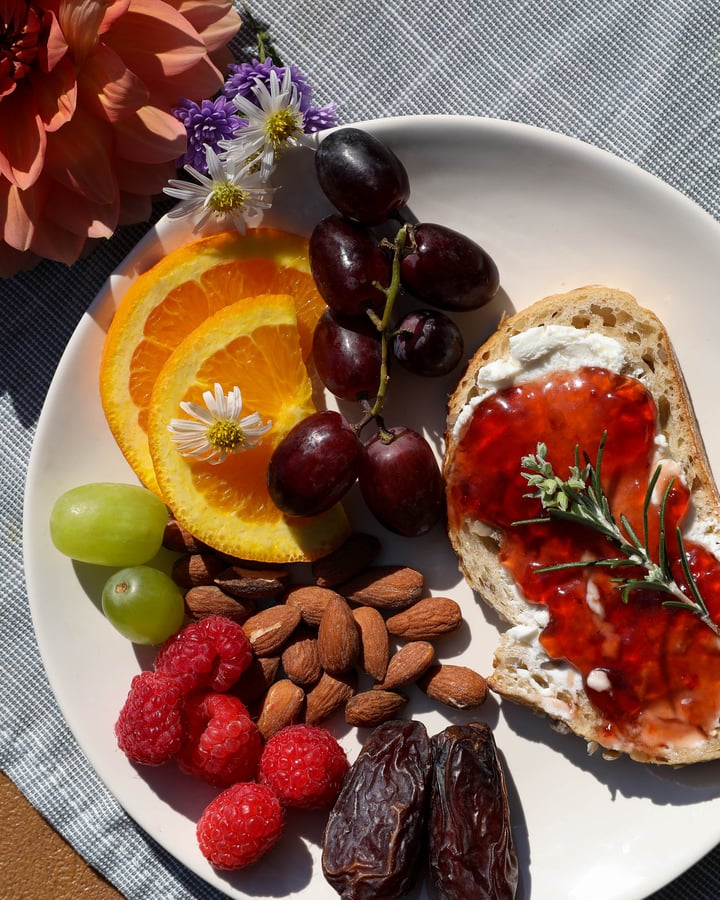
[2,1,719,897]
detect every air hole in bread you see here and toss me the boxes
[571,315,591,329]
[642,351,656,373]
[531,673,550,689]
[626,331,641,344]
[589,304,617,327]
[656,393,670,431]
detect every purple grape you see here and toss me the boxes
[309,214,391,316]
[392,309,464,377]
[267,411,362,517]
[315,127,410,225]
[313,309,383,401]
[400,223,500,311]
[359,427,444,536]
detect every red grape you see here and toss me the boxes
[359,427,444,536]
[392,309,463,377]
[309,214,391,316]
[313,309,383,401]
[400,223,500,311]
[267,411,362,517]
[315,127,410,225]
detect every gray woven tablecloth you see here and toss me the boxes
[2,1,720,897]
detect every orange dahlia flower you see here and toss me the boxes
[0,0,241,276]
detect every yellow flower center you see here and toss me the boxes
[209,182,248,215]
[265,108,300,147]
[207,419,246,451]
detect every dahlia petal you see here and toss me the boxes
[58,0,111,63]
[44,180,118,239]
[40,9,70,73]
[117,189,152,225]
[0,179,41,251]
[43,105,118,204]
[114,156,176,196]
[113,105,186,164]
[105,2,211,78]
[0,240,41,278]
[98,0,133,34]
[24,210,88,265]
[0,86,46,190]
[31,55,77,133]
[80,43,149,122]
[172,1,242,55]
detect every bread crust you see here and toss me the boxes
[443,285,720,764]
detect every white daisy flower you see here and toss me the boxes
[168,384,272,465]
[163,145,274,234]
[222,67,312,182]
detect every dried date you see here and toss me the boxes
[429,722,518,900]
[322,719,432,899]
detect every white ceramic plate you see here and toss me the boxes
[23,115,720,900]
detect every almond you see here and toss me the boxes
[281,626,322,686]
[352,606,389,681]
[341,565,424,611]
[163,517,212,553]
[232,656,280,705]
[385,596,463,641]
[374,640,435,690]
[171,552,226,588]
[304,670,357,725]
[284,584,345,627]
[318,595,360,675]
[242,605,301,656]
[344,690,408,727]
[311,532,382,587]
[256,679,305,739]
[418,663,488,709]
[214,565,289,600]
[184,584,256,623]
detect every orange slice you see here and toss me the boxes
[100,228,325,495]
[146,293,350,563]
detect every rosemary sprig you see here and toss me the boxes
[514,434,720,637]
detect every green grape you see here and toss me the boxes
[102,566,185,645]
[50,482,168,566]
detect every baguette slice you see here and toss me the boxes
[443,284,720,764]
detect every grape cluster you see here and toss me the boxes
[268,128,500,537]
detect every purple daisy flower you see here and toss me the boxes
[173,96,243,173]
[223,58,315,115]
[303,102,340,133]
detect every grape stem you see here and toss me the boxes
[354,224,408,443]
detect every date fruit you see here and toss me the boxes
[429,722,518,900]
[322,719,432,899]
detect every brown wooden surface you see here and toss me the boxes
[0,771,122,898]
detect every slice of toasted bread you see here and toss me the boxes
[443,285,720,764]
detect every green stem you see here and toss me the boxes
[365,225,407,430]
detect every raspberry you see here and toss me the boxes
[115,671,184,766]
[154,615,253,694]
[178,691,262,787]
[258,724,349,809]
[197,782,284,869]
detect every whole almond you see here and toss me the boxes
[375,641,435,690]
[318,595,360,675]
[304,670,357,725]
[231,656,280,705]
[385,597,463,641]
[281,627,322,686]
[341,565,424,611]
[163,518,212,553]
[352,606,389,681]
[242,605,301,656]
[172,552,226,588]
[184,585,256,624]
[214,565,289,600]
[256,679,305,739]
[312,532,382,587]
[344,690,408,727]
[418,664,488,709]
[284,585,345,627]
